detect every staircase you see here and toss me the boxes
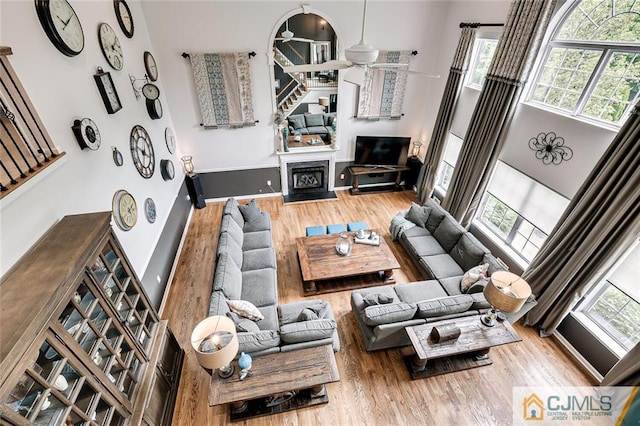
[274,46,308,117]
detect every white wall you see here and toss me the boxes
[0,1,183,277]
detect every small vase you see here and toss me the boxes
[336,232,352,256]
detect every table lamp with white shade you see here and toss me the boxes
[191,315,239,378]
[482,271,532,327]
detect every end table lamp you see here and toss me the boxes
[482,271,532,327]
[191,316,239,378]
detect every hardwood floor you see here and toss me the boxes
[162,190,595,425]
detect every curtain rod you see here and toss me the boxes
[459,22,504,28]
[182,52,257,58]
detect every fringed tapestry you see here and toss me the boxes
[188,52,255,128]
[356,50,412,119]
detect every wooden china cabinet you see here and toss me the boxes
[0,212,183,425]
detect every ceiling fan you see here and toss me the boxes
[282,0,439,84]
[275,20,314,44]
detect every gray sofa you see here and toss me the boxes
[287,113,336,140]
[210,198,340,356]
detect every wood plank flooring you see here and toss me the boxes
[162,190,596,425]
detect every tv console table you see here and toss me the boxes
[348,165,410,195]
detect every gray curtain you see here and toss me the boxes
[417,27,475,204]
[602,343,640,386]
[523,100,640,340]
[442,0,556,226]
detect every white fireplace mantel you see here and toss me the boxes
[277,148,337,196]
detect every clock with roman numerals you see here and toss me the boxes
[130,125,155,179]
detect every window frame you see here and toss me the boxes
[465,35,500,91]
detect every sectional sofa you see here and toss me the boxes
[287,112,336,141]
[210,198,340,356]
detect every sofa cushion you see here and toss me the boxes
[484,253,506,275]
[304,114,325,127]
[227,299,265,321]
[394,280,448,303]
[451,234,488,271]
[363,303,417,326]
[323,113,335,126]
[405,235,447,257]
[223,198,239,216]
[401,226,431,238]
[288,114,305,130]
[242,230,272,250]
[241,268,278,306]
[406,202,430,228]
[466,277,490,294]
[351,286,400,313]
[237,330,281,353]
[420,254,465,279]
[220,215,244,246]
[280,319,336,343]
[433,217,465,252]
[227,311,261,333]
[424,200,447,233]
[306,126,329,135]
[460,263,489,292]
[416,295,473,318]
[278,299,331,325]
[217,233,243,268]
[239,199,262,223]
[213,251,242,300]
[256,304,280,331]
[242,247,276,271]
[363,293,394,307]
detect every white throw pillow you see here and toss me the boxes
[227,299,264,321]
[460,263,489,293]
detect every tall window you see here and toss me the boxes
[528,0,640,126]
[435,133,463,192]
[466,38,499,89]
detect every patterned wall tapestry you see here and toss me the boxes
[356,50,411,119]
[188,52,255,128]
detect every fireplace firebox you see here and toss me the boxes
[287,161,329,195]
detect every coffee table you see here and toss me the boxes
[209,344,340,422]
[296,230,401,295]
[287,134,328,148]
[404,314,522,379]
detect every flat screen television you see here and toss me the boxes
[354,136,411,167]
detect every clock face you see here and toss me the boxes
[144,198,156,223]
[99,23,123,70]
[130,125,155,178]
[144,51,158,81]
[35,0,85,57]
[141,83,159,100]
[114,0,134,38]
[72,117,101,150]
[112,189,137,231]
[164,127,175,154]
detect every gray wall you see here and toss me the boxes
[199,168,282,199]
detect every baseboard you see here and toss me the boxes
[204,192,282,204]
[552,331,603,383]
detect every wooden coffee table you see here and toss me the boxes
[404,315,522,379]
[287,134,328,148]
[296,230,400,295]
[209,344,340,422]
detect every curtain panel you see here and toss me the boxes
[441,0,556,226]
[356,51,411,119]
[188,52,255,128]
[417,27,475,204]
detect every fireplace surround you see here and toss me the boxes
[278,149,336,202]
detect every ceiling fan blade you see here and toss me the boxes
[344,67,366,86]
[289,37,315,43]
[283,60,352,73]
[372,66,441,78]
[371,63,409,68]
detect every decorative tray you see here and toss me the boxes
[354,233,380,246]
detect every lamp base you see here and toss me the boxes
[481,308,497,327]
[218,363,235,379]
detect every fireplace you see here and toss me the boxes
[278,149,337,202]
[287,161,329,195]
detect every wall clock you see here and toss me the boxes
[113,0,134,38]
[144,198,156,223]
[71,118,101,151]
[146,98,163,120]
[94,67,122,114]
[164,127,175,154]
[98,22,124,71]
[160,159,175,181]
[144,51,158,81]
[141,83,159,100]
[112,146,123,166]
[35,0,84,57]
[130,125,155,178]
[112,189,137,231]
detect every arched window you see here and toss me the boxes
[528,0,640,126]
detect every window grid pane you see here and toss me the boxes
[468,39,498,87]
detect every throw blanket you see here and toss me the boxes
[389,210,415,241]
[188,52,255,128]
[357,50,411,119]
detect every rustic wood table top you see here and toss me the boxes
[406,315,522,361]
[209,344,339,406]
[295,230,400,282]
[287,134,329,148]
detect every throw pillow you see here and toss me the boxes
[406,202,430,228]
[297,302,328,321]
[362,293,395,307]
[226,311,260,333]
[238,199,262,223]
[466,277,490,294]
[227,299,265,321]
[460,263,489,293]
[288,115,305,130]
[298,308,319,321]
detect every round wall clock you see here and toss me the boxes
[130,125,155,178]
[35,0,84,57]
[113,0,134,38]
[71,118,101,151]
[144,198,156,223]
[112,189,137,231]
[146,98,163,120]
[143,51,158,81]
[164,127,175,154]
[112,146,123,166]
[98,22,123,70]
[142,83,159,100]
[160,159,175,181]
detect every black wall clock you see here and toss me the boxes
[146,98,163,120]
[114,0,134,38]
[94,67,122,114]
[165,127,175,154]
[35,0,85,57]
[98,22,124,70]
[144,51,158,81]
[71,118,101,150]
[130,125,155,178]
[160,159,175,181]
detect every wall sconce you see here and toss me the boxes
[412,140,423,157]
[181,156,194,174]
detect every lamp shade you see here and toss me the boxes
[191,316,239,370]
[483,271,532,313]
[318,96,329,107]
